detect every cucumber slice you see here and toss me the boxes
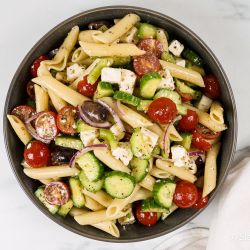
[140,72,162,99]
[161,51,176,63]
[130,157,148,182]
[152,145,161,155]
[94,81,114,100]
[176,104,187,115]
[142,198,169,212]
[35,187,59,214]
[154,89,181,104]
[153,179,176,208]
[55,136,83,150]
[182,48,203,67]
[111,56,131,67]
[99,129,118,150]
[177,132,192,150]
[137,100,152,112]
[79,170,104,192]
[104,171,135,199]
[87,58,113,84]
[57,199,74,217]
[138,23,157,39]
[69,177,85,208]
[113,91,140,107]
[76,152,104,181]
[76,120,95,132]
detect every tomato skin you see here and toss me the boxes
[24,140,50,168]
[147,97,177,124]
[138,39,164,58]
[178,110,198,132]
[173,181,198,208]
[196,124,221,140]
[11,105,35,122]
[192,130,212,151]
[133,53,161,76]
[203,75,220,99]
[30,55,49,77]
[192,188,209,209]
[179,92,193,102]
[135,203,158,226]
[44,181,70,205]
[77,76,99,97]
[56,106,78,135]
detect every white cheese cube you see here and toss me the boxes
[175,58,186,67]
[158,68,175,90]
[66,63,84,81]
[171,145,188,167]
[120,69,137,94]
[80,130,98,146]
[168,40,184,57]
[111,142,133,166]
[101,67,122,83]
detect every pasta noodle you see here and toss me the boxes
[78,30,102,43]
[34,84,49,112]
[210,101,224,124]
[69,207,88,216]
[129,188,152,203]
[139,174,156,191]
[48,89,67,112]
[156,29,168,51]
[7,115,32,145]
[161,203,178,220]
[203,142,221,197]
[168,124,183,141]
[150,166,174,179]
[85,196,105,211]
[71,47,88,63]
[92,221,120,238]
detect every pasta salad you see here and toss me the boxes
[7,13,227,238]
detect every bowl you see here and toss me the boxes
[3,6,237,242]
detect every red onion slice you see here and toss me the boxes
[188,151,204,157]
[69,144,108,168]
[115,100,125,116]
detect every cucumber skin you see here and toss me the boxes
[130,157,148,183]
[137,100,152,112]
[69,177,85,208]
[113,91,140,107]
[138,23,157,39]
[79,170,104,192]
[142,198,169,212]
[111,56,131,67]
[154,89,182,105]
[177,132,192,150]
[94,81,114,99]
[161,52,176,63]
[55,136,83,151]
[182,48,203,67]
[99,129,118,150]
[57,199,74,217]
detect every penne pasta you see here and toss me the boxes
[78,30,102,43]
[210,101,224,124]
[32,76,89,106]
[39,179,54,185]
[150,166,174,179]
[48,89,67,112]
[161,203,178,220]
[23,165,79,180]
[71,47,88,63]
[203,142,221,197]
[168,124,183,141]
[69,207,88,217]
[156,159,197,183]
[85,196,105,211]
[92,221,120,238]
[93,14,140,44]
[139,174,156,191]
[34,84,49,112]
[129,188,152,203]
[7,115,32,145]
[160,60,204,87]
[156,29,168,51]
[79,42,145,57]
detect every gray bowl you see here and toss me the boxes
[3,6,237,242]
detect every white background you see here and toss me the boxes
[1,0,250,249]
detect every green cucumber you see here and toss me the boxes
[94,81,114,100]
[137,100,152,112]
[130,157,148,182]
[154,89,182,104]
[138,23,157,39]
[104,171,135,199]
[35,187,59,214]
[69,177,85,208]
[76,120,95,132]
[152,145,161,155]
[99,129,118,150]
[153,179,176,208]
[177,132,192,150]
[161,51,176,63]
[57,199,74,217]
[55,136,83,150]
[176,104,187,115]
[79,170,104,192]
[76,152,104,181]
[113,91,140,107]
[182,48,203,67]
[142,198,169,212]
[140,72,162,99]
[87,58,113,84]
[111,56,131,67]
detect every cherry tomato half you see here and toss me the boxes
[30,55,49,77]
[203,75,220,99]
[35,111,58,140]
[24,140,50,168]
[133,53,161,76]
[179,92,193,103]
[135,203,158,226]
[147,97,177,124]
[56,106,78,135]
[192,130,212,151]
[173,181,198,208]
[138,39,164,58]
[192,188,209,209]
[196,124,221,140]
[44,181,70,205]
[77,76,99,97]
[178,109,198,132]
[11,105,35,122]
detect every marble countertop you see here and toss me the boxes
[1,0,249,249]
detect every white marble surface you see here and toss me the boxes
[1,0,250,249]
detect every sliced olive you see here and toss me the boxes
[51,146,76,165]
[88,20,112,30]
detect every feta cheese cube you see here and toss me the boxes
[120,69,137,94]
[158,68,175,90]
[66,63,84,81]
[168,40,184,57]
[175,58,186,67]
[101,67,122,83]
[111,142,133,166]
[80,130,98,146]
[171,145,188,167]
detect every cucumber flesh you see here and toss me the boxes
[55,136,83,150]
[177,132,192,150]
[137,100,152,112]
[79,170,104,192]
[175,78,201,100]
[138,23,157,39]
[130,157,148,182]
[111,56,131,67]
[99,129,118,150]
[176,104,187,115]
[76,120,96,132]
[113,91,140,107]
[154,89,181,105]
[161,52,176,63]
[57,199,74,217]
[182,48,203,67]
[94,81,114,100]
[142,198,169,212]
[69,177,85,208]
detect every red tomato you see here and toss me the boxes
[192,188,209,209]
[178,110,198,132]
[11,105,35,122]
[24,140,50,167]
[203,75,220,99]
[77,76,99,97]
[147,97,177,124]
[35,111,58,140]
[133,53,161,76]
[179,92,193,102]
[138,39,164,58]
[30,55,49,77]
[192,130,212,151]
[26,81,35,99]
[173,181,198,208]
[135,203,158,226]
[44,181,70,205]
[56,106,78,135]
[196,124,221,140]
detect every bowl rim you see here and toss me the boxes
[3,5,237,243]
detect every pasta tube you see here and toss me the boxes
[150,167,174,179]
[139,174,156,191]
[85,196,105,211]
[210,101,224,124]
[129,188,152,203]
[34,84,49,112]
[48,89,67,112]
[92,221,120,238]
[78,30,102,43]
[156,29,168,51]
